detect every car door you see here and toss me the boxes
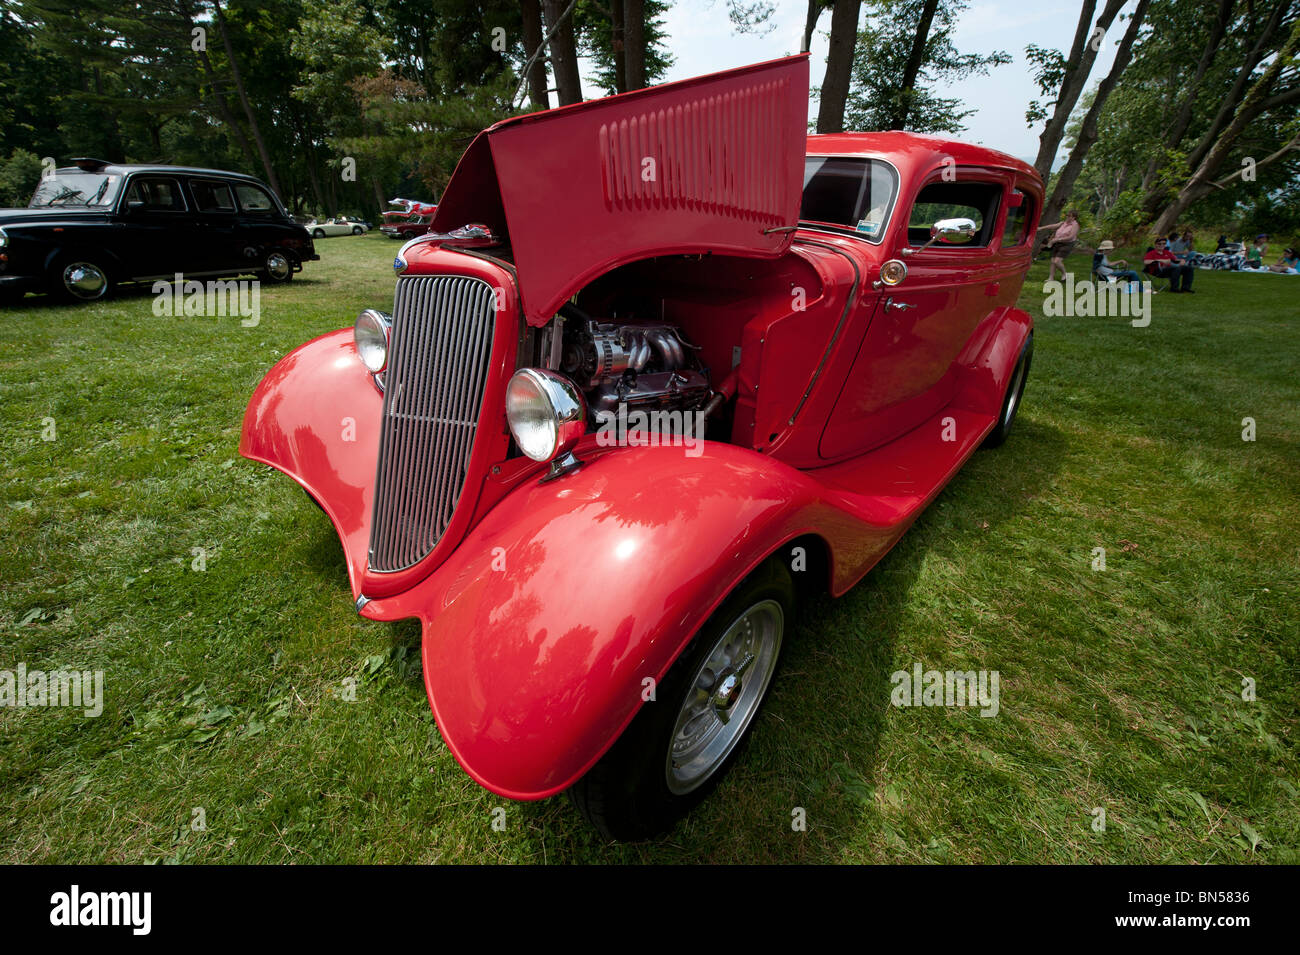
[820,170,1006,459]
[115,175,191,279]
[232,181,284,267]
[185,177,242,274]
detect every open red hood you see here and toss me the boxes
[428,55,810,327]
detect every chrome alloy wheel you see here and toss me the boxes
[62,262,108,300]
[264,252,291,281]
[665,598,784,795]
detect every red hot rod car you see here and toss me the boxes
[240,55,1040,840]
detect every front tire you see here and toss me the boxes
[312,228,325,239]
[352,226,364,235]
[51,256,113,303]
[983,331,1032,448]
[570,557,793,840]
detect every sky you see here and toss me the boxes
[578,0,1128,169]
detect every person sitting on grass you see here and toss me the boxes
[1268,247,1299,273]
[1143,236,1195,293]
[1093,241,1146,286]
[1244,234,1270,269]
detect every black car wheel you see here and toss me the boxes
[312,228,325,239]
[260,251,294,284]
[52,256,113,302]
[351,226,363,235]
[983,331,1033,448]
[569,557,793,840]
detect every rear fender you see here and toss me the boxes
[953,306,1033,416]
[366,443,854,800]
[239,329,381,598]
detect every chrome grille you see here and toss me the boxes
[368,275,496,572]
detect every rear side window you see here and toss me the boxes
[1001,190,1035,246]
[190,179,236,213]
[907,180,1002,247]
[235,184,275,214]
[124,177,186,212]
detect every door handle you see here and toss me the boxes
[884,297,915,312]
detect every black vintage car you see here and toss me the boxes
[0,159,318,304]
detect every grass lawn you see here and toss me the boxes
[1,235,1296,863]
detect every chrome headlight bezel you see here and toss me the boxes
[0,226,9,250]
[354,308,391,374]
[505,368,587,463]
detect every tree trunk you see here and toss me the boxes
[815,0,861,134]
[802,0,824,53]
[1032,0,1126,180]
[519,0,550,107]
[610,0,628,93]
[1151,17,1300,236]
[890,0,940,130]
[1039,0,1151,240]
[182,1,260,175]
[543,0,583,105]
[212,0,282,198]
[624,0,646,91]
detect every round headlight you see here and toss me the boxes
[505,368,587,463]
[354,309,390,373]
[0,227,8,249]
[879,259,908,286]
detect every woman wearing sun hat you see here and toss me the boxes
[1092,240,1144,284]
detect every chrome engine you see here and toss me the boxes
[552,310,711,419]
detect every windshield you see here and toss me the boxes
[28,172,124,209]
[800,157,898,242]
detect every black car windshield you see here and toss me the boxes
[800,157,898,242]
[28,172,124,208]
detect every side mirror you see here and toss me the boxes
[126,199,144,213]
[903,217,978,256]
[932,218,978,244]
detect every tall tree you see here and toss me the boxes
[1151,14,1300,235]
[211,0,280,196]
[1038,0,1151,245]
[843,0,1009,133]
[519,0,549,107]
[1025,0,1126,180]
[889,0,940,130]
[543,0,582,105]
[815,0,862,133]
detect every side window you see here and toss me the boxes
[1001,190,1035,246]
[190,179,237,213]
[907,179,1002,247]
[235,183,275,214]
[124,177,186,212]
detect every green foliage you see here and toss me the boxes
[0,147,42,207]
[844,0,1011,134]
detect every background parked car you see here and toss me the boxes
[379,214,434,239]
[305,217,368,237]
[0,159,317,303]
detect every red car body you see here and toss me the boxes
[240,55,1041,824]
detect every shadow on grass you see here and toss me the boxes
[507,418,1069,859]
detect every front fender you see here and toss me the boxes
[366,443,858,800]
[239,329,381,598]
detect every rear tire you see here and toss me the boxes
[569,557,793,840]
[259,251,294,284]
[983,331,1032,448]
